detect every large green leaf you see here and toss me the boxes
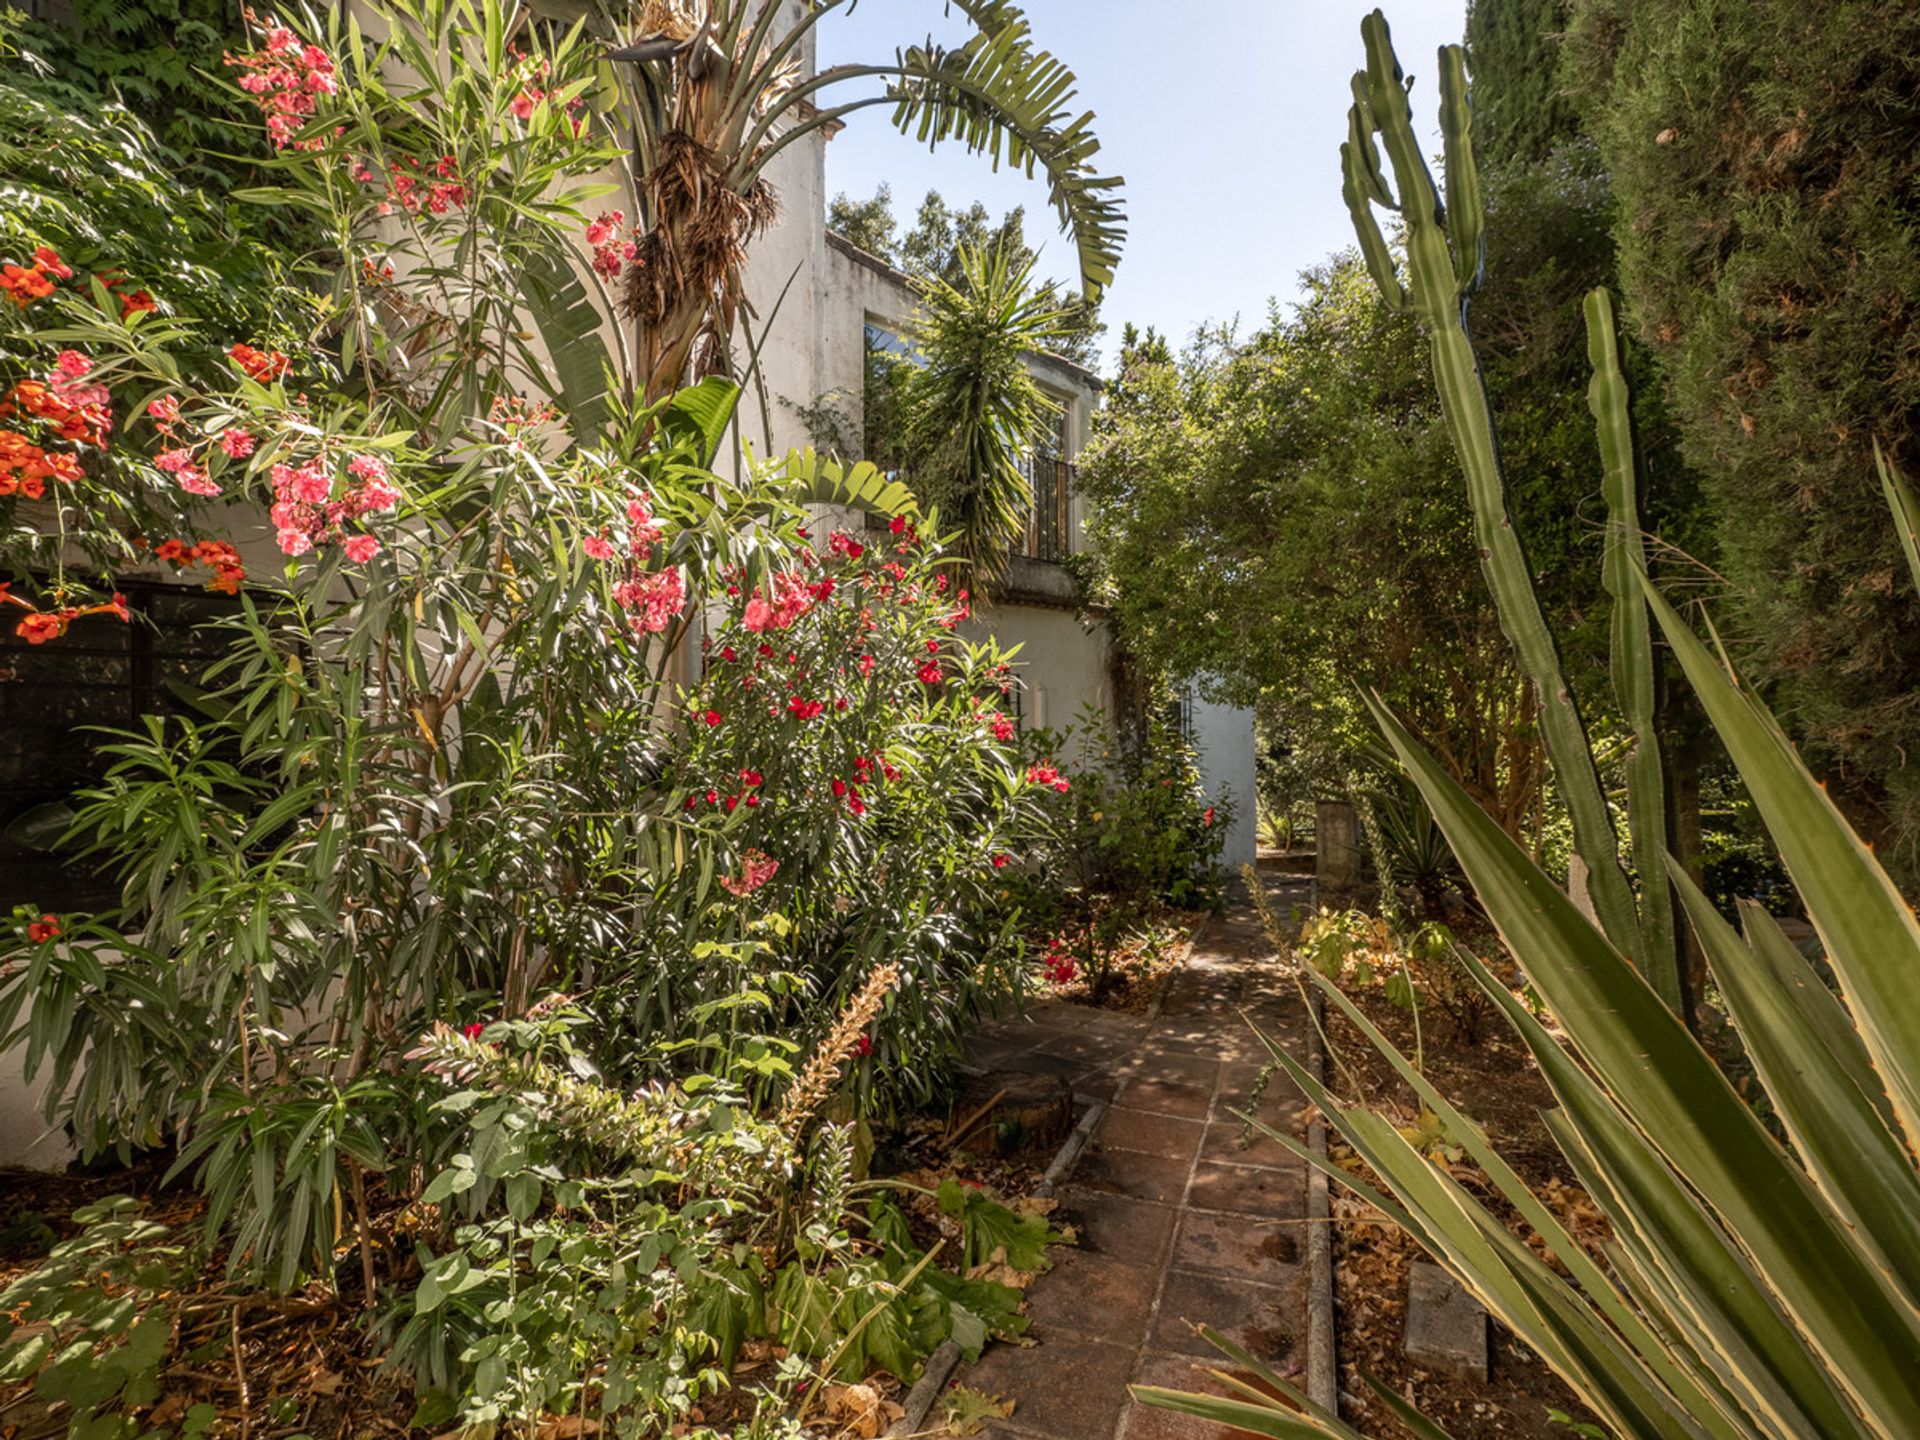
[518,247,615,448]
[1640,575,1920,1164]
[1243,1023,1696,1439]
[1306,971,1740,1432]
[1876,441,1920,600]
[1341,1107,1704,1440]
[888,4,1125,300]
[1456,942,1854,1440]
[1673,868,1920,1306]
[1737,903,1892,1130]
[1367,692,1920,1426]
[657,376,741,467]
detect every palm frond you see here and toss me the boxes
[887,5,1125,301]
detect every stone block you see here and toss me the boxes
[1405,1261,1488,1381]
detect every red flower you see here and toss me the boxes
[1202,807,1216,827]
[854,1034,873,1057]
[916,659,942,685]
[703,709,723,727]
[26,914,59,942]
[1026,761,1070,793]
[992,854,1010,868]
[462,1022,486,1039]
[227,342,289,382]
[831,778,848,797]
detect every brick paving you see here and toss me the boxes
[951,877,1318,1440]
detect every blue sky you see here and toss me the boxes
[817,1,1463,370]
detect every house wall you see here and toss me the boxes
[1189,692,1260,869]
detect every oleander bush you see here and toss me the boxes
[0,4,1074,1431]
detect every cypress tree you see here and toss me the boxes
[1564,0,1920,876]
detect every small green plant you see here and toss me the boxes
[0,1198,186,1437]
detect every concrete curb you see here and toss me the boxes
[886,1092,1106,1436]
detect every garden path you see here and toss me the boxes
[950,875,1317,1440]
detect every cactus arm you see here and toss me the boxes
[1438,48,1485,293]
[1587,288,1683,1011]
[1346,10,1644,962]
[1341,93,1406,312]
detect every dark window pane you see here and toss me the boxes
[0,582,241,912]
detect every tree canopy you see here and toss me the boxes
[1565,0,1920,875]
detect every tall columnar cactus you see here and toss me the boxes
[1339,10,1679,1000]
[1588,289,1681,1009]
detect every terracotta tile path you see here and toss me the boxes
[952,876,1319,1440]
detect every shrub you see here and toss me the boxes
[1021,707,1229,913]
[0,0,1049,1335]
[1564,0,1920,881]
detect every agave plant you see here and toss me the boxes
[1136,11,1920,1438]
[566,0,1125,402]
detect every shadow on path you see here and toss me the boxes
[951,875,1318,1440]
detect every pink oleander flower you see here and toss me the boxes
[341,533,380,563]
[582,534,616,562]
[720,849,780,898]
[585,210,625,248]
[220,429,256,458]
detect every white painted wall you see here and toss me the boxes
[1190,691,1259,869]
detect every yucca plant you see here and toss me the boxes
[1136,11,1920,1438]
[898,239,1072,592]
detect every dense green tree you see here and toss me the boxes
[1464,0,1582,166]
[1563,0,1920,877]
[826,181,899,261]
[1079,258,1553,837]
[828,183,1105,369]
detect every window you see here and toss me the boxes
[1017,397,1075,565]
[0,582,242,911]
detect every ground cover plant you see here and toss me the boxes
[0,4,1103,1432]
